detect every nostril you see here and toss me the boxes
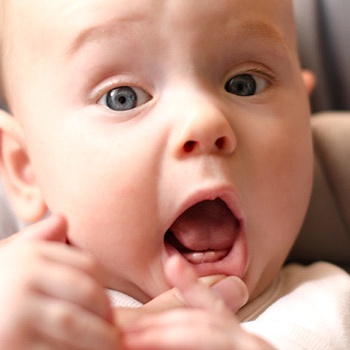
[215,137,225,150]
[184,140,196,152]
[184,138,226,153]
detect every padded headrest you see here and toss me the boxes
[289,112,350,269]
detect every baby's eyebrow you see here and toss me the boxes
[238,20,291,50]
[65,17,141,59]
[65,19,291,60]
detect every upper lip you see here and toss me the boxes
[165,185,245,234]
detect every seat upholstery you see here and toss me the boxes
[287,1,350,270]
[289,113,350,270]
[0,181,19,239]
[294,0,350,112]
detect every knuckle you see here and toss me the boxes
[81,254,99,276]
[63,268,102,304]
[50,304,117,349]
[79,278,102,303]
[52,304,77,331]
[61,269,80,287]
[99,329,119,350]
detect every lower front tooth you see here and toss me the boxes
[183,250,223,264]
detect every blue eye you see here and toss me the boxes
[225,74,268,96]
[99,86,151,111]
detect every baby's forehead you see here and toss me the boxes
[3,0,296,93]
[2,0,296,87]
[8,0,295,37]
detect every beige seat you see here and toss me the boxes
[287,0,350,271]
[294,0,350,112]
[289,113,350,271]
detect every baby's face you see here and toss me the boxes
[4,0,313,302]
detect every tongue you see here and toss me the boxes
[168,199,239,263]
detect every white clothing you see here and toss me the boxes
[107,289,142,308]
[240,262,350,349]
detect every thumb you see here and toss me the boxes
[198,275,249,312]
[165,255,227,313]
[210,275,249,313]
[12,213,68,243]
[165,255,247,314]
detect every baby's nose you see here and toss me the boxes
[170,94,237,158]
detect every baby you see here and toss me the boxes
[0,0,349,349]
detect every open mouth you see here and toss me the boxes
[164,198,240,264]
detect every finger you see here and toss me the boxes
[13,213,68,243]
[123,309,236,350]
[34,243,104,281]
[210,276,249,312]
[9,235,108,291]
[141,288,186,312]
[139,275,247,320]
[29,295,119,350]
[117,284,193,329]
[198,274,229,286]
[197,274,249,312]
[4,213,95,275]
[164,255,231,315]
[32,260,112,322]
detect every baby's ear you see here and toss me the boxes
[302,69,316,95]
[0,109,47,223]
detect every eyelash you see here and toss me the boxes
[224,68,275,97]
[244,68,275,82]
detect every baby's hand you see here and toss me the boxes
[122,256,273,349]
[117,261,248,329]
[0,215,119,350]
